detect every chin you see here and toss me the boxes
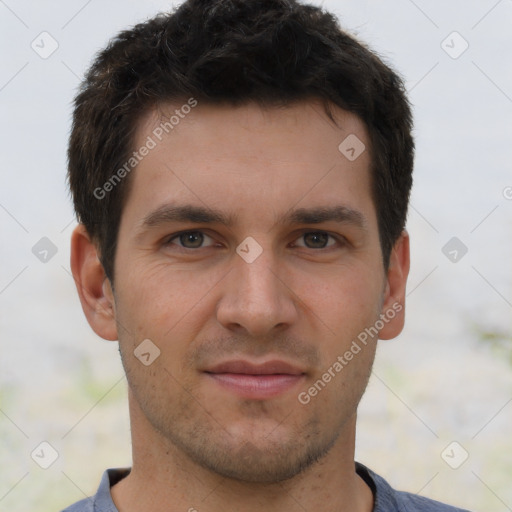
[168,416,338,484]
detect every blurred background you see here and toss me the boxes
[1,1,511,510]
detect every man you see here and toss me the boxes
[63,0,470,510]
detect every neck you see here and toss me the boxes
[111,393,374,512]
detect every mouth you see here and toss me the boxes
[203,359,307,400]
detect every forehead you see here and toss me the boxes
[122,99,375,230]
[138,98,369,163]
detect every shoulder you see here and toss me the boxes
[392,489,472,512]
[356,462,472,512]
[60,497,94,512]
[58,468,130,512]
[396,492,469,512]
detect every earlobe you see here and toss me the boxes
[378,230,410,340]
[70,224,118,341]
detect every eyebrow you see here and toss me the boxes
[140,204,237,229]
[280,206,367,229]
[139,203,367,232]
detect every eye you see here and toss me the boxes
[293,231,339,249]
[166,231,215,249]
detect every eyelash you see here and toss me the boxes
[163,230,345,251]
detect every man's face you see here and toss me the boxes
[104,100,405,482]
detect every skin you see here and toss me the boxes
[71,99,410,512]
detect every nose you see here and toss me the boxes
[216,247,299,338]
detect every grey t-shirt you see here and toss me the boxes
[61,462,471,512]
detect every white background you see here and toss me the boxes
[1,1,511,511]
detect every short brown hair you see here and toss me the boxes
[68,0,414,282]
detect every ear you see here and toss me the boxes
[70,224,118,341]
[378,230,410,340]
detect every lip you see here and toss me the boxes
[204,359,306,400]
[206,359,305,375]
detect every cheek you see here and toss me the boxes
[113,262,223,351]
[298,265,383,337]
[295,270,381,412]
